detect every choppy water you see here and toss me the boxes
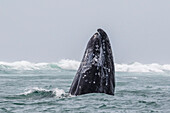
[0,60,170,113]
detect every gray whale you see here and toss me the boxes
[69,29,115,95]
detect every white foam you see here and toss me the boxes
[22,87,66,97]
[57,59,80,70]
[53,88,66,97]
[1,60,170,73]
[22,87,51,95]
[115,62,169,73]
[0,59,80,71]
[0,61,51,70]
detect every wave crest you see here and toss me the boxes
[0,60,170,73]
[0,59,79,74]
[20,87,69,99]
[115,62,170,73]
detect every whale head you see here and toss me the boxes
[82,29,113,67]
[69,29,115,95]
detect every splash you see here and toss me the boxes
[20,87,69,99]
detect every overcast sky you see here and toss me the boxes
[0,0,170,64]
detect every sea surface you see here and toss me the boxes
[0,60,170,113]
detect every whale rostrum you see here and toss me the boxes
[69,29,115,95]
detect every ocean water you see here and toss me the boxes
[0,59,170,113]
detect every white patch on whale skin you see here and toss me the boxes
[83,75,86,79]
[96,47,100,51]
[98,72,100,76]
[95,45,99,51]
[95,48,99,51]
[96,45,99,48]
[94,57,98,62]
[108,69,110,72]
[93,34,97,38]
[93,81,95,84]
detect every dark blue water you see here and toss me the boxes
[0,70,170,113]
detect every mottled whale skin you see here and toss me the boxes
[69,29,115,96]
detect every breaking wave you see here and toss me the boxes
[0,59,170,73]
[116,62,170,73]
[19,87,70,99]
[0,59,79,74]
[5,87,71,100]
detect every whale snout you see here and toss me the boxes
[85,29,112,67]
[97,28,104,34]
[97,28,108,38]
